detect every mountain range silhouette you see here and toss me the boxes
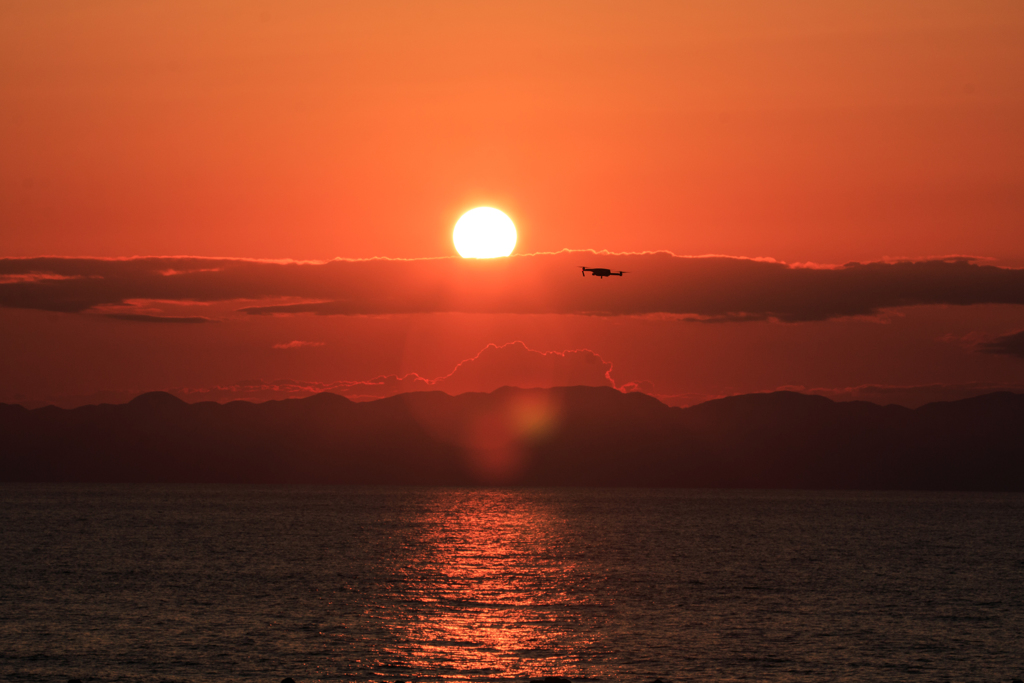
[2,387,1022,489]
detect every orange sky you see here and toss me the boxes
[1,1,1023,408]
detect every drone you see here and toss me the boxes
[580,267,627,278]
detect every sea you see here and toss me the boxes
[1,486,1022,683]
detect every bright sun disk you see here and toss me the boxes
[453,207,517,258]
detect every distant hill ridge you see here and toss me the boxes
[2,386,1022,490]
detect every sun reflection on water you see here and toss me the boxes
[372,491,609,680]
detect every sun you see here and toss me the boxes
[453,207,517,258]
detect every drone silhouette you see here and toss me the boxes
[580,266,627,278]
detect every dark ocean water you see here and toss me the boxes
[1,486,1022,683]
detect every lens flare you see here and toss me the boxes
[453,207,517,258]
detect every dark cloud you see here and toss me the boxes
[976,330,1024,359]
[2,252,1023,322]
[778,381,1024,409]
[649,380,1024,409]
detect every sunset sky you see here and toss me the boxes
[2,0,1023,408]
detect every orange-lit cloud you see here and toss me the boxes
[3,252,1023,322]
[433,341,614,394]
[105,313,215,323]
[271,340,324,349]
[170,341,619,405]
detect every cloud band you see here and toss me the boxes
[2,251,1022,322]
